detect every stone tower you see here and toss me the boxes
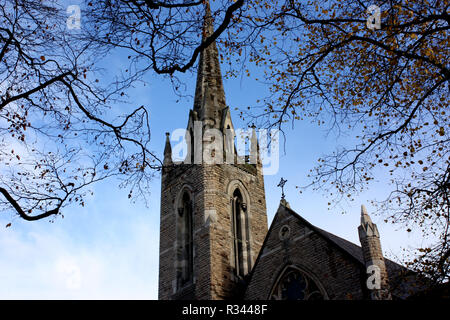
[358,205,392,300]
[158,3,268,300]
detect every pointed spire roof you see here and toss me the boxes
[163,132,173,166]
[250,126,261,165]
[360,204,373,226]
[359,204,380,237]
[193,1,227,129]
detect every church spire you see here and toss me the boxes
[358,205,392,300]
[193,1,227,129]
[360,204,376,234]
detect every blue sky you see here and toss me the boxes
[0,2,434,299]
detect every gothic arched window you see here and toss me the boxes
[177,191,194,288]
[231,188,250,278]
[270,267,326,300]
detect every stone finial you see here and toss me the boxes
[359,205,379,238]
[361,204,373,225]
[279,198,291,209]
[163,132,173,166]
[250,126,259,165]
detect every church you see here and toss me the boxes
[157,5,424,300]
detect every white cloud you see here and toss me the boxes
[0,185,160,300]
[55,258,82,290]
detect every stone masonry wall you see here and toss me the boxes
[159,162,268,300]
[158,164,210,299]
[206,163,267,299]
[244,206,367,300]
[359,233,391,299]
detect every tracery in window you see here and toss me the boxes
[231,188,250,278]
[176,191,194,288]
[270,267,325,300]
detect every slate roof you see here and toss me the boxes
[281,204,404,270]
[314,225,405,274]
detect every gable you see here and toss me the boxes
[244,202,367,300]
[244,201,427,300]
[220,107,235,133]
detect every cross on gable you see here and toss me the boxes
[277,177,287,200]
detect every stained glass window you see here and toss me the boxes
[177,191,194,288]
[231,188,251,278]
[270,268,325,300]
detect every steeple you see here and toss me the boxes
[158,1,268,301]
[193,1,227,129]
[358,205,392,300]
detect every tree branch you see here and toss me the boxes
[0,187,61,221]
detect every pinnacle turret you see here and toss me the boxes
[357,204,391,300]
[359,204,379,238]
[163,132,173,166]
[193,1,227,129]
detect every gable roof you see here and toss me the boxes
[280,202,406,272]
[246,200,424,299]
[314,225,406,277]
